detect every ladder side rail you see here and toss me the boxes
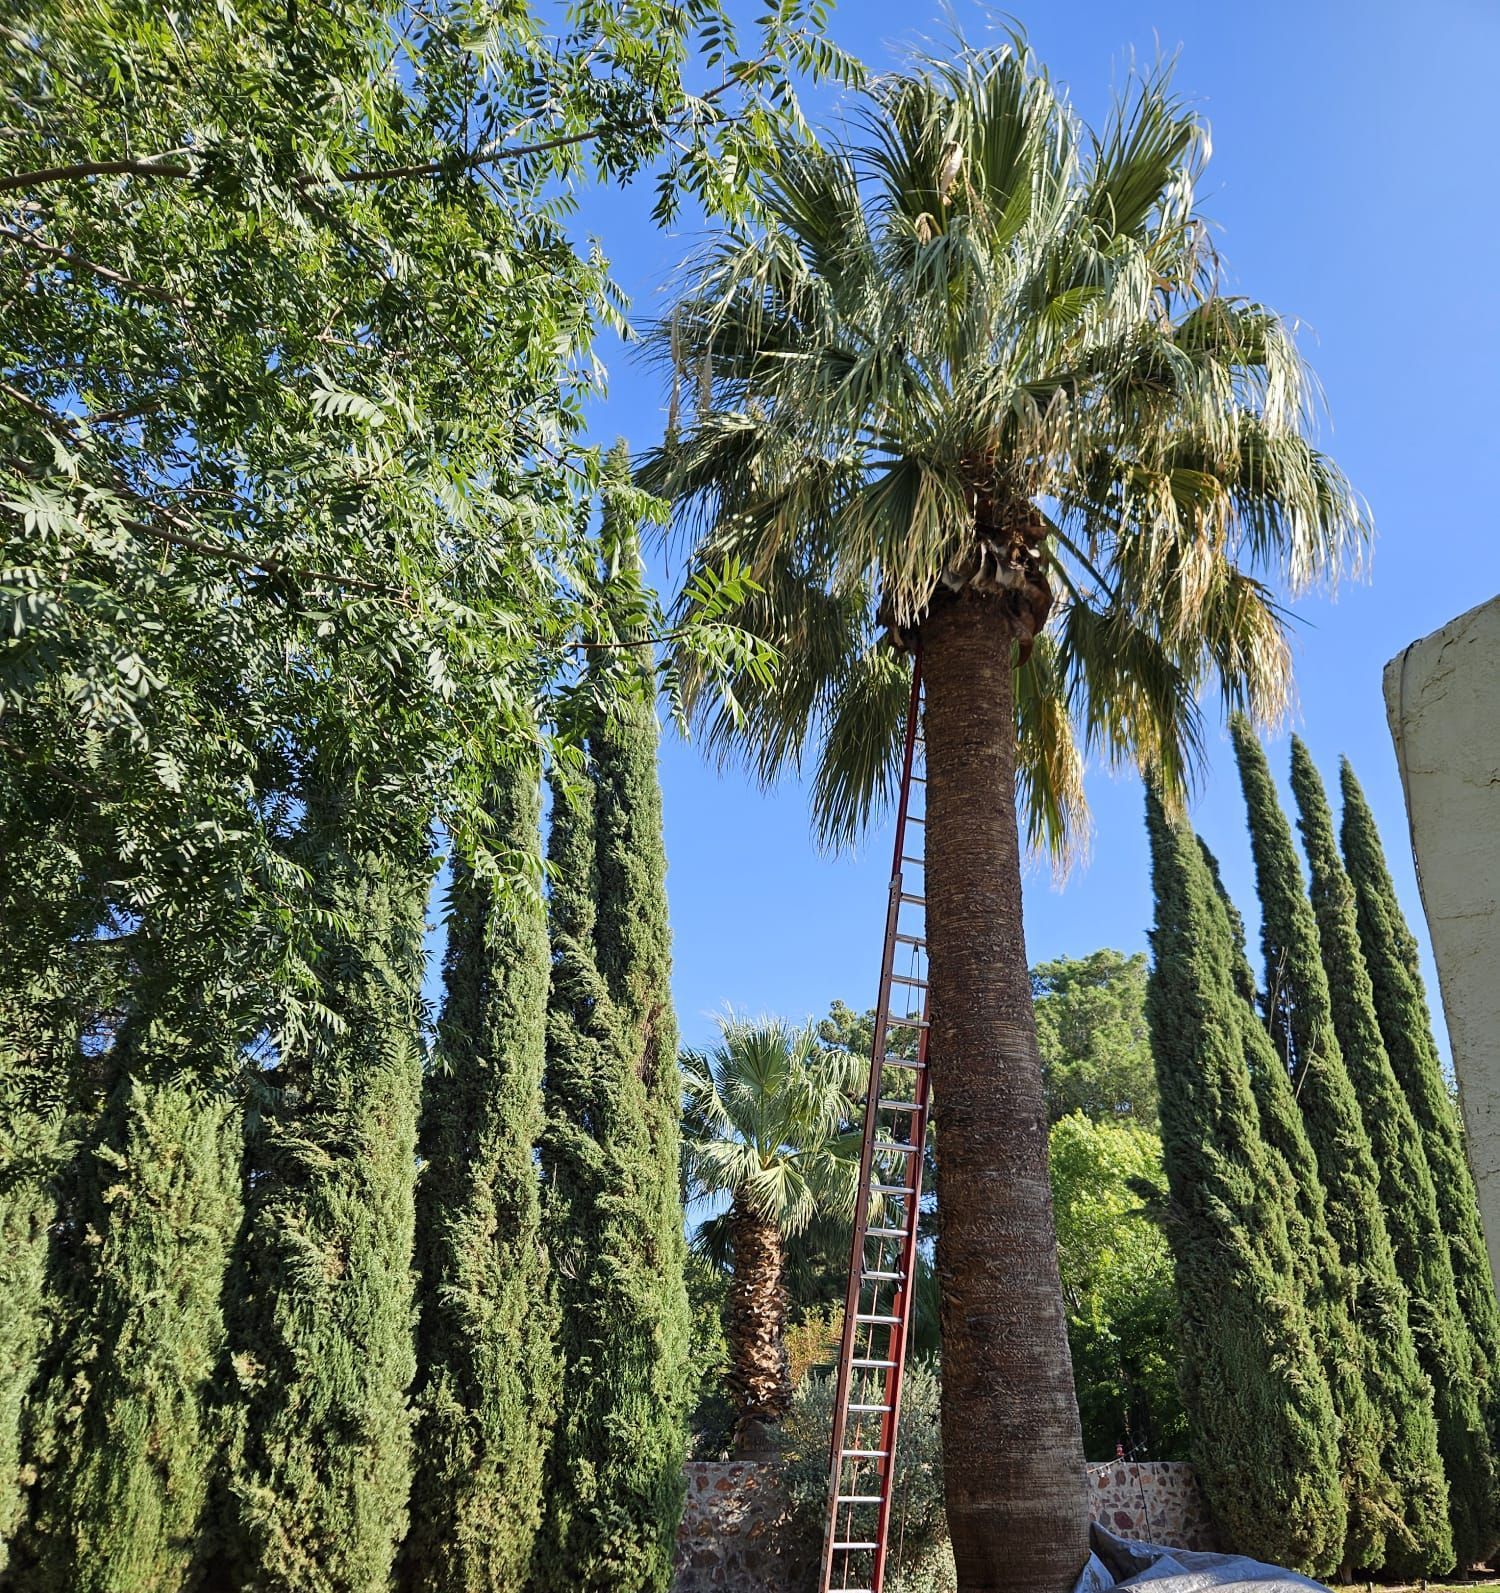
[820,659,924,1593]
[871,1011,931,1592]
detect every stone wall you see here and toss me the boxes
[674,1459,1216,1589]
[1087,1459,1217,1552]
[675,1461,814,1593]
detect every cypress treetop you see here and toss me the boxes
[1340,759,1500,1406]
[1233,720,1451,1578]
[1292,739,1500,1568]
[1145,789,1345,1577]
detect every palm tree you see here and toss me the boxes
[644,39,1366,1593]
[681,1014,861,1454]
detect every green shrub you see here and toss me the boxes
[781,1361,951,1592]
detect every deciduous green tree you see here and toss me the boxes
[1144,790,1344,1577]
[1292,740,1499,1567]
[403,743,558,1593]
[645,40,1366,1589]
[1235,722,1451,1578]
[1048,1112,1184,1460]
[1034,952,1157,1127]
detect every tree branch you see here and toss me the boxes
[0,156,191,194]
[0,223,180,302]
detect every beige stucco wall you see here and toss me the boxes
[1385,594,1500,1289]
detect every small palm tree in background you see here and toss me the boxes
[646,35,1366,1592]
[681,1014,862,1455]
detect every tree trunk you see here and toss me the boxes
[725,1193,791,1452]
[921,590,1090,1593]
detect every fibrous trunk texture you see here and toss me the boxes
[403,750,558,1593]
[920,590,1089,1593]
[725,1195,791,1439]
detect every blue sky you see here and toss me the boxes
[562,0,1500,1053]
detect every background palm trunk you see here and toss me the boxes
[921,593,1090,1593]
[725,1193,791,1447]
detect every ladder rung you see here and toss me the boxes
[834,1540,881,1550]
[905,811,924,825]
[899,893,925,906]
[894,932,925,946]
[885,1014,928,1029]
[850,1358,897,1368]
[873,1140,918,1155]
[878,1098,921,1111]
[876,1054,924,1069]
[864,1226,908,1240]
[843,1448,889,1458]
[862,1269,904,1281]
[909,774,926,784]
[849,1402,892,1412]
[900,854,924,867]
[856,1312,901,1324]
[837,1494,884,1504]
[890,973,927,988]
[870,1182,913,1196]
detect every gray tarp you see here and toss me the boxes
[1073,1525,1331,1592]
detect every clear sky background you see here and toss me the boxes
[556,0,1500,1054]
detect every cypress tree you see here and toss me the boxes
[1340,760,1500,1450]
[535,449,691,1593]
[402,747,559,1593]
[1201,839,1392,1576]
[0,1021,70,1572]
[225,799,426,1591]
[1292,740,1500,1566]
[23,1061,240,1591]
[1234,721,1451,1577]
[1144,790,1344,1576]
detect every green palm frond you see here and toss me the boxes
[645,33,1368,858]
[679,1011,862,1236]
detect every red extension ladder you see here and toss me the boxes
[819,657,933,1593]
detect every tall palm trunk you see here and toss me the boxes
[921,590,1089,1593]
[725,1192,791,1451]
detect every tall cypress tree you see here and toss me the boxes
[535,448,691,1593]
[1233,721,1451,1577]
[1340,760,1500,1451]
[403,748,559,1593]
[1144,790,1344,1577]
[1200,840,1393,1576]
[22,1058,240,1592]
[0,1019,72,1574]
[1292,740,1500,1567]
[225,794,426,1591]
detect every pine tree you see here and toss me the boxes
[1144,789,1345,1577]
[1292,740,1500,1567]
[403,748,559,1593]
[1234,721,1451,1577]
[1200,839,1394,1575]
[535,449,691,1593]
[1340,760,1500,1461]
[224,799,426,1591]
[23,1059,240,1591]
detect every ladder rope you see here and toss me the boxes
[818,652,933,1593]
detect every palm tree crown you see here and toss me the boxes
[643,39,1367,860]
[681,1013,861,1236]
